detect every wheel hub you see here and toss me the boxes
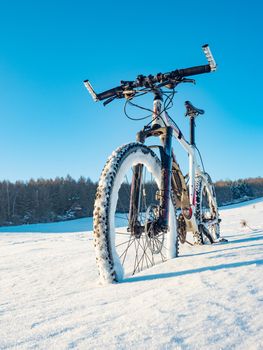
[145,205,165,254]
[128,222,144,239]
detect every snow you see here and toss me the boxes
[1,199,263,349]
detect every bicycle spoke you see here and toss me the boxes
[132,239,140,274]
[116,237,134,248]
[115,232,131,236]
[137,236,154,267]
[159,246,167,262]
[142,237,150,271]
[119,236,135,260]
[133,240,146,274]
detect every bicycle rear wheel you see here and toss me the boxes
[194,174,220,244]
[93,143,178,283]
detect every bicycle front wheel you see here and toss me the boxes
[93,143,178,283]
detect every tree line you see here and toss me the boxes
[0,176,262,227]
[214,177,263,206]
[0,176,97,226]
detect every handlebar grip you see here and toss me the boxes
[96,86,123,101]
[202,44,217,71]
[84,80,123,101]
[176,64,211,77]
[84,80,99,101]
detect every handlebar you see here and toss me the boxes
[84,44,217,104]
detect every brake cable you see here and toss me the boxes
[124,87,176,123]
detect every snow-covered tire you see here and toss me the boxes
[194,174,220,244]
[93,142,178,284]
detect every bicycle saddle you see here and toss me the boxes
[185,100,205,117]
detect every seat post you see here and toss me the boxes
[185,101,204,146]
[190,117,195,145]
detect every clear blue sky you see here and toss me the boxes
[0,0,262,183]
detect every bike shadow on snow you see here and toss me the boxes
[180,233,263,259]
[123,259,263,283]
[226,229,263,238]
[123,231,263,284]
[183,242,263,260]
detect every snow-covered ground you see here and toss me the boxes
[1,199,263,349]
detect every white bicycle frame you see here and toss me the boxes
[84,44,219,234]
[152,98,219,233]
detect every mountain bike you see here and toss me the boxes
[84,44,226,284]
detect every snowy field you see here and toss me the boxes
[1,199,263,349]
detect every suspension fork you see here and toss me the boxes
[129,90,173,232]
[128,127,173,232]
[128,163,143,233]
[158,126,173,229]
[152,91,173,228]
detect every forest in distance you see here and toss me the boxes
[0,175,262,227]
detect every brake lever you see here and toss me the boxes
[181,78,196,84]
[103,96,117,106]
[158,78,195,89]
